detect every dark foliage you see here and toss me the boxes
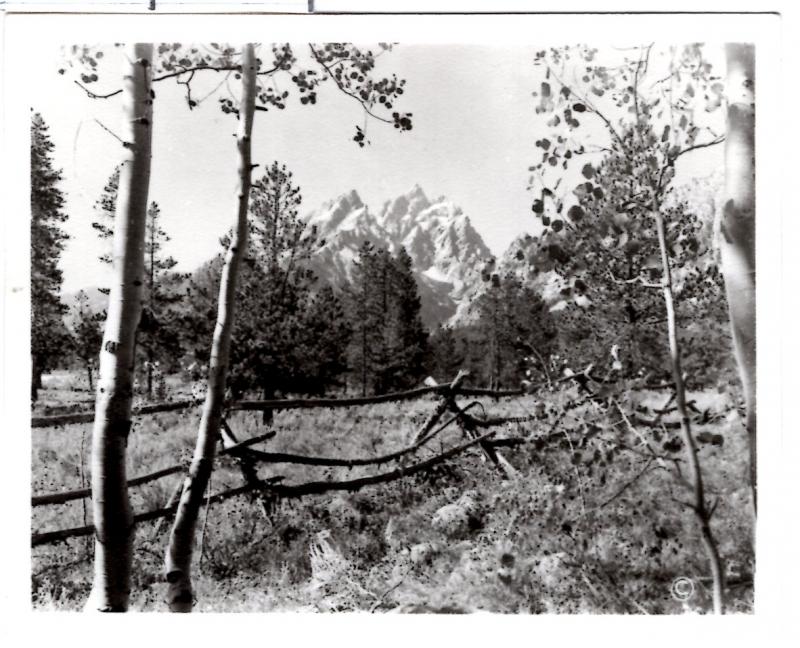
[31,112,70,401]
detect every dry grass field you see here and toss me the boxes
[31,372,754,613]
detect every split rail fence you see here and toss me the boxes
[31,372,562,548]
[31,368,686,549]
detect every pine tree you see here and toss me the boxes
[140,201,180,396]
[371,247,395,394]
[427,325,465,384]
[250,161,307,270]
[92,165,120,269]
[345,244,429,395]
[196,163,320,404]
[346,241,382,395]
[299,285,351,395]
[30,112,70,402]
[387,247,429,390]
[474,274,556,388]
[69,290,104,391]
[93,180,183,397]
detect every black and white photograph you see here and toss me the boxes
[2,2,794,630]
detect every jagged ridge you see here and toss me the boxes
[305,185,492,327]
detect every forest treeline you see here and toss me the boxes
[33,117,731,402]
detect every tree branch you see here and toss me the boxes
[308,44,392,125]
[674,135,725,160]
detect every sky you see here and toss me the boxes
[29,42,725,293]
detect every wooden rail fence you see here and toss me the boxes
[31,372,554,547]
[31,369,688,548]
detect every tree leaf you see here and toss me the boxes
[568,205,585,221]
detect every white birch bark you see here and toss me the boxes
[85,43,154,612]
[164,43,258,612]
[720,43,756,511]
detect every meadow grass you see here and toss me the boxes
[31,376,754,613]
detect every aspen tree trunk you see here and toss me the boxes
[721,43,756,512]
[164,43,257,612]
[653,205,725,614]
[85,43,154,612]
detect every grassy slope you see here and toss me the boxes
[31,376,754,613]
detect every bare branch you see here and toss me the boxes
[73,80,122,99]
[674,135,725,160]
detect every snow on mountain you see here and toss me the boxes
[305,185,493,327]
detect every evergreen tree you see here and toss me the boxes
[298,285,352,395]
[345,244,429,395]
[140,201,182,396]
[182,163,336,402]
[69,290,104,391]
[30,112,70,401]
[345,241,382,396]
[92,177,183,397]
[91,165,120,270]
[427,325,465,384]
[250,161,307,270]
[385,247,429,390]
[473,273,557,388]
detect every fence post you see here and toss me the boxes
[444,378,515,478]
[410,371,468,445]
[220,418,275,519]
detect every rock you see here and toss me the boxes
[431,503,470,538]
[431,491,484,538]
[409,542,440,565]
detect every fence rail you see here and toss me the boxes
[31,431,276,507]
[31,398,202,428]
[32,431,498,547]
[31,369,685,548]
[30,381,550,430]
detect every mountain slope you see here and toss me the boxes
[306,185,492,327]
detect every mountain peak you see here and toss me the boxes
[306,186,492,327]
[339,189,363,209]
[406,183,428,202]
